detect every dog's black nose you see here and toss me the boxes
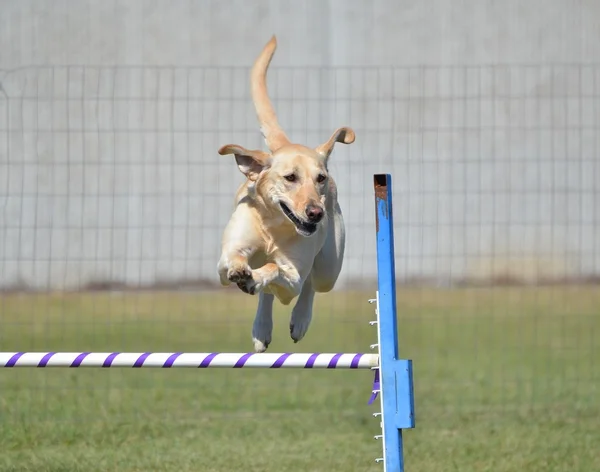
[305,204,324,223]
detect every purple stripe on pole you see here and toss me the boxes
[350,353,362,369]
[163,352,182,368]
[133,352,151,368]
[271,353,291,368]
[38,352,56,367]
[305,353,319,368]
[327,353,343,368]
[102,352,119,367]
[5,352,24,367]
[233,353,254,368]
[70,352,90,367]
[199,352,218,368]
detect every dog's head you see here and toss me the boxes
[218,36,355,238]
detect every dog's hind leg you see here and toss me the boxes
[289,277,316,343]
[252,292,274,352]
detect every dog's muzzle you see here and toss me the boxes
[305,204,324,223]
[279,202,319,237]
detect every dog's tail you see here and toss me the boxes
[250,36,291,153]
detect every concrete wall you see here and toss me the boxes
[1,0,599,290]
[2,0,600,67]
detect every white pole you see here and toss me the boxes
[0,352,379,369]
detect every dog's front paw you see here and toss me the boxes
[237,270,269,296]
[225,265,256,295]
[237,279,257,295]
[227,265,252,284]
[228,267,262,295]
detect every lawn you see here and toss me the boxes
[0,286,598,472]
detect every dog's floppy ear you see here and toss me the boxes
[315,127,356,160]
[218,144,271,181]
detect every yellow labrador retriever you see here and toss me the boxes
[217,36,355,352]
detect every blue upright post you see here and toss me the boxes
[373,174,415,471]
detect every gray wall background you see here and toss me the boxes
[1,0,599,290]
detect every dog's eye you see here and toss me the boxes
[284,174,296,182]
[317,174,327,183]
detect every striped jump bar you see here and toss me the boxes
[0,352,379,369]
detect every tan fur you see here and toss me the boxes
[217,36,355,352]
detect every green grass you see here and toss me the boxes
[0,286,599,472]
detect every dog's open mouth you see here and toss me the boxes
[279,202,318,237]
